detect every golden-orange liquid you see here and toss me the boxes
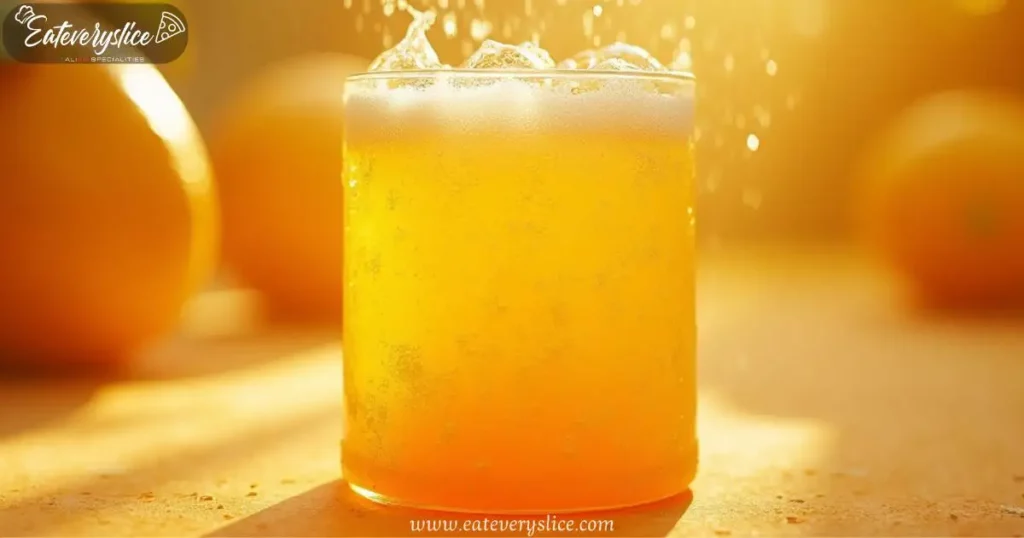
[342,76,697,513]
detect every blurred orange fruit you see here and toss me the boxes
[208,53,368,320]
[0,63,218,365]
[856,90,1024,308]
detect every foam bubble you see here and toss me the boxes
[559,42,668,72]
[593,58,644,71]
[518,41,557,68]
[461,40,556,69]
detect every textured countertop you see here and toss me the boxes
[1,248,1023,537]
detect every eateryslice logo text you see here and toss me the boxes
[12,4,186,56]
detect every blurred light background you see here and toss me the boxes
[173,0,1024,244]
[2,1,1024,535]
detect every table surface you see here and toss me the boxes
[1,248,1023,537]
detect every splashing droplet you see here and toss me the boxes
[705,168,721,193]
[582,10,595,37]
[671,50,693,71]
[443,12,458,37]
[470,18,493,41]
[660,23,677,40]
[368,6,443,72]
[746,133,761,151]
[786,93,801,110]
[753,105,772,127]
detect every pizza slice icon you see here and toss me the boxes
[155,11,186,44]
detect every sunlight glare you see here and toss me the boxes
[695,391,834,492]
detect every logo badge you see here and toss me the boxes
[2,3,189,64]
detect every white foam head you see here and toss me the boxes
[344,73,695,144]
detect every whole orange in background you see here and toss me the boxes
[0,63,218,366]
[856,90,1024,309]
[208,53,368,321]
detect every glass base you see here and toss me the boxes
[348,479,692,514]
[346,473,695,515]
[343,439,699,514]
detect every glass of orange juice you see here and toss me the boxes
[342,69,697,513]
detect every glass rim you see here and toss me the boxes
[346,68,696,85]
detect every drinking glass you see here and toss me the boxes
[342,69,697,513]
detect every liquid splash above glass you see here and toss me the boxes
[368,6,444,71]
[368,6,691,75]
[351,0,815,233]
